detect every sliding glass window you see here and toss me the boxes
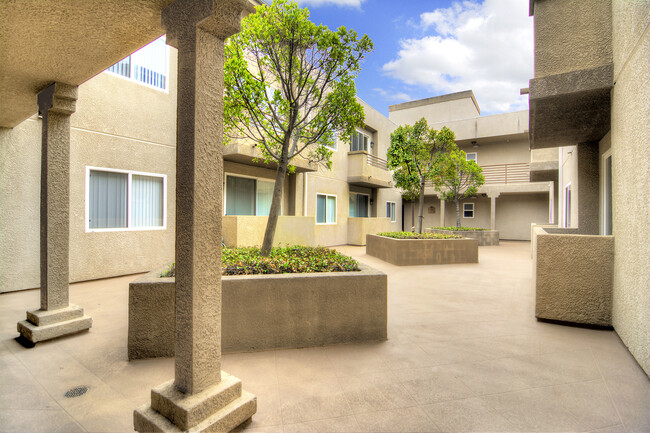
[225,175,276,216]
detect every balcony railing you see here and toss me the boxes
[425,162,531,188]
[366,153,389,170]
[481,163,530,184]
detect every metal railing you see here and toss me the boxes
[424,162,530,188]
[366,153,389,170]
[481,162,530,184]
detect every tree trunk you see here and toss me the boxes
[417,179,426,234]
[260,157,288,256]
[455,197,461,228]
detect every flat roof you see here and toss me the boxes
[388,90,480,115]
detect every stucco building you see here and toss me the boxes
[1,34,402,294]
[391,92,558,240]
[528,0,649,375]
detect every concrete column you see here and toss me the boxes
[489,195,499,230]
[439,198,446,227]
[577,142,599,234]
[134,1,256,431]
[17,83,92,344]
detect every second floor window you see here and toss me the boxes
[351,130,369,152]
[106,36,169,91]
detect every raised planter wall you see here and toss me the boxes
[366,234,478,266]
[425,228,499,246]
[128,264,387,360]
[533,226,614,326]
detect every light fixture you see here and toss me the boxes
[471,141,479,148]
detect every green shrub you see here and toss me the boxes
[376,231,462,240]
[161,245,359,277]
[431,226,487,231]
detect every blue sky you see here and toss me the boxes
[295,0,533,117]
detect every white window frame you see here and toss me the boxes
[85,166,167,232]
[600,150,612,235]
[351,129,370,152]
[466,152,477,163]
[564,182,572,228]
[223,173,278,216]
[386,201,397,222]
[316,193,337,225]
[463,202,475,219]
[104,36,170,93]
[349,192,370,218]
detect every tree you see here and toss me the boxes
[386,118,455,233]
[224,0,372,256]
[432,147,485,228]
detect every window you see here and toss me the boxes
[349,193,369,217]
[350,130,369,152]
[463,203,474,218]
[602,152,613,235]
[386,201,396,222]
[316,194,337,224]
[564,183,572,227]
[86,167,166,231]
[106,36,169,91]
[225,175,276,216]
[466,152,477,163]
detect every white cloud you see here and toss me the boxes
[373,88,412,102]
[383,0,533,113]
[296,0,364,8]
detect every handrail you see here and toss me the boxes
[424,162,530,187]
[348,151,389,170]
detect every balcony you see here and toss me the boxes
[481,162,530,184]
[347,151,392,188]
[224,140,316,173]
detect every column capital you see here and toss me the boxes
[37,83,77,116]
[162,0,255,48]
[488,193,501,199]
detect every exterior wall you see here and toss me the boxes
[222,216,316,247]
[493,193,551,240]
[533,0,612,78]
[388,92,480,126]
[0,49,178,292]
[223,161,291,216]
[610,0,650,376]
[559,145,579,228]
[429,111,529,142]
[457,136,530,166]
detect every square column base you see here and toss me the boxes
[17,305,92,343]
[134,372,257,433]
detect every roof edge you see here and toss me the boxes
[388,90,481,116]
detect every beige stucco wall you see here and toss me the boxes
[389,93,480,126]
[223,216,316,247]
[457,136,530,166]
[559,145,579,228]
[533,0,612,78]
[610,0,650,376]
[0,119,42,291]
[0,50,178,292]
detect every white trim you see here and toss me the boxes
[466,152,478,163]
[462,202,475,219]
[600,149,613,235]
[316,193,337,225]
[85,166,167,232]
[351,129,370,152]
[386,201,397,222]
[563,182,572,228]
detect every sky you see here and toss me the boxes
[294,0,533,117]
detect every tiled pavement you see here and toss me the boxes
[1,241,648,432]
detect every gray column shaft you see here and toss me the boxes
[439,199,445,227]
[38,84,76,311]
[490,196,497,230]
[173,28,224,395]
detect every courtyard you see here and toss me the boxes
[1,241,648,433]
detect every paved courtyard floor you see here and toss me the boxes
[1,241,648,433]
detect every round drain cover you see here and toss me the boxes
[64,386,89,398]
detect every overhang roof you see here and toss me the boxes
[0,0,178,128]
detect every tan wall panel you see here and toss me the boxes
[611,8,650,375]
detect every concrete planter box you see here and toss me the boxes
[532,226,614,327]
[366,234,478,266]
[128,263,387,360]
[426,228,499,246]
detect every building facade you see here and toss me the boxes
[0,35,402,294]
[528,0,649,375]
[390,91,557,240]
